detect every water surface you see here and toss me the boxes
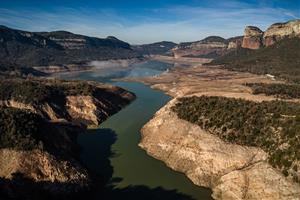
[58,60,212,200]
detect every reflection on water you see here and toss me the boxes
[58,60,212,200]
[54,60,173,83]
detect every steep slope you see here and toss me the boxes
[241,26,264,49]
[241,19,300,49]
[0,78,135,198]
[140,98,300,200]
[0,78,136,126]
[0,26,140,69]
[210,37,300,83]
[0,107,90,196]
[172,36,242,59]
[132,41,177,56]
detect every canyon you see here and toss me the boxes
[132,20,300,199]
[136,57,300,200]
[0,18,300,200]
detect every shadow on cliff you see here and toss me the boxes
[0,128,197,200]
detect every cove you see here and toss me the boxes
[57,61,212,200]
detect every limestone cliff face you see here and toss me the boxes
[227,36,243,49]
[0,80,136,198]
[241,26,264,49]
[0,118,90,195]
[242,19,300,49]
[263,20,300,46]
[140,99,300,200]
[65,85,135,126]
[0,81,135,126]
[172,36,242,59]
[0,149,89,193]
[0,26,140,69]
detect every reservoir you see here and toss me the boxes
[57,60,212,200]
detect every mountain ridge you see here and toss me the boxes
[0,25,141,69]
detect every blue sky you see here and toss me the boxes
[0,0,299,44]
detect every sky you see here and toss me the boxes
[0,0,299,44]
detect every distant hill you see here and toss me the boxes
[0,26,141,69]
[210,37,300,83]
[132,41,177,56]
[172,36,243,59]
[176,36,227,48]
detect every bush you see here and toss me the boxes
[246,83,300,99]
[0,79,96,105]
[172,96,300,182]
[209,38,300,83]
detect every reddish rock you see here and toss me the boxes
[263,20,300,46]
[172,36,230,58]
[241,26,263,49]
[227,36,243,49]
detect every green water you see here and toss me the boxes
[58,61,212,200]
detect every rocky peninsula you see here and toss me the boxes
[136,19,300,200]
[0,78,135,198]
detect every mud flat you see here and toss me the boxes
[123,56,293,102]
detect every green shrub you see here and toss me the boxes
[246,83,300,99]
[172,96,300,181]
[209,38,300,83]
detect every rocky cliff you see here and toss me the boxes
[0,26,141,70]
[211,37,300,83]
[140,99,300,200]
[0,78,135,126]
[264,20,300,46]
[132,41,177,56]
[0,78,135,198]
[0,107,90,197]
[242,19,300,49]
[241,26,264,49]
[172,36,242,59]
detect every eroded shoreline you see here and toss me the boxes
[132,56,300,199]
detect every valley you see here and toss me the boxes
[0,16,299,200]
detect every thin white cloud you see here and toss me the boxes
[0,3,298,44]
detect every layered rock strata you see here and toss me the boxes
[242,19,300,49]
[140,99,300,200]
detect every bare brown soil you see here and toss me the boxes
[123,56,299,102]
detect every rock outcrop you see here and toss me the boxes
[241,26,264,49]
[140,99,300,200]
[242,19,300,49]
[227,36,243,49]
[0,79,136,126]
[263,20,300,46]
[172,36,242,59]
[132,41,177,56]
[0,78,136,198]
[0,107,90,197]
[0,25,140,70]
[0,128,90,195]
